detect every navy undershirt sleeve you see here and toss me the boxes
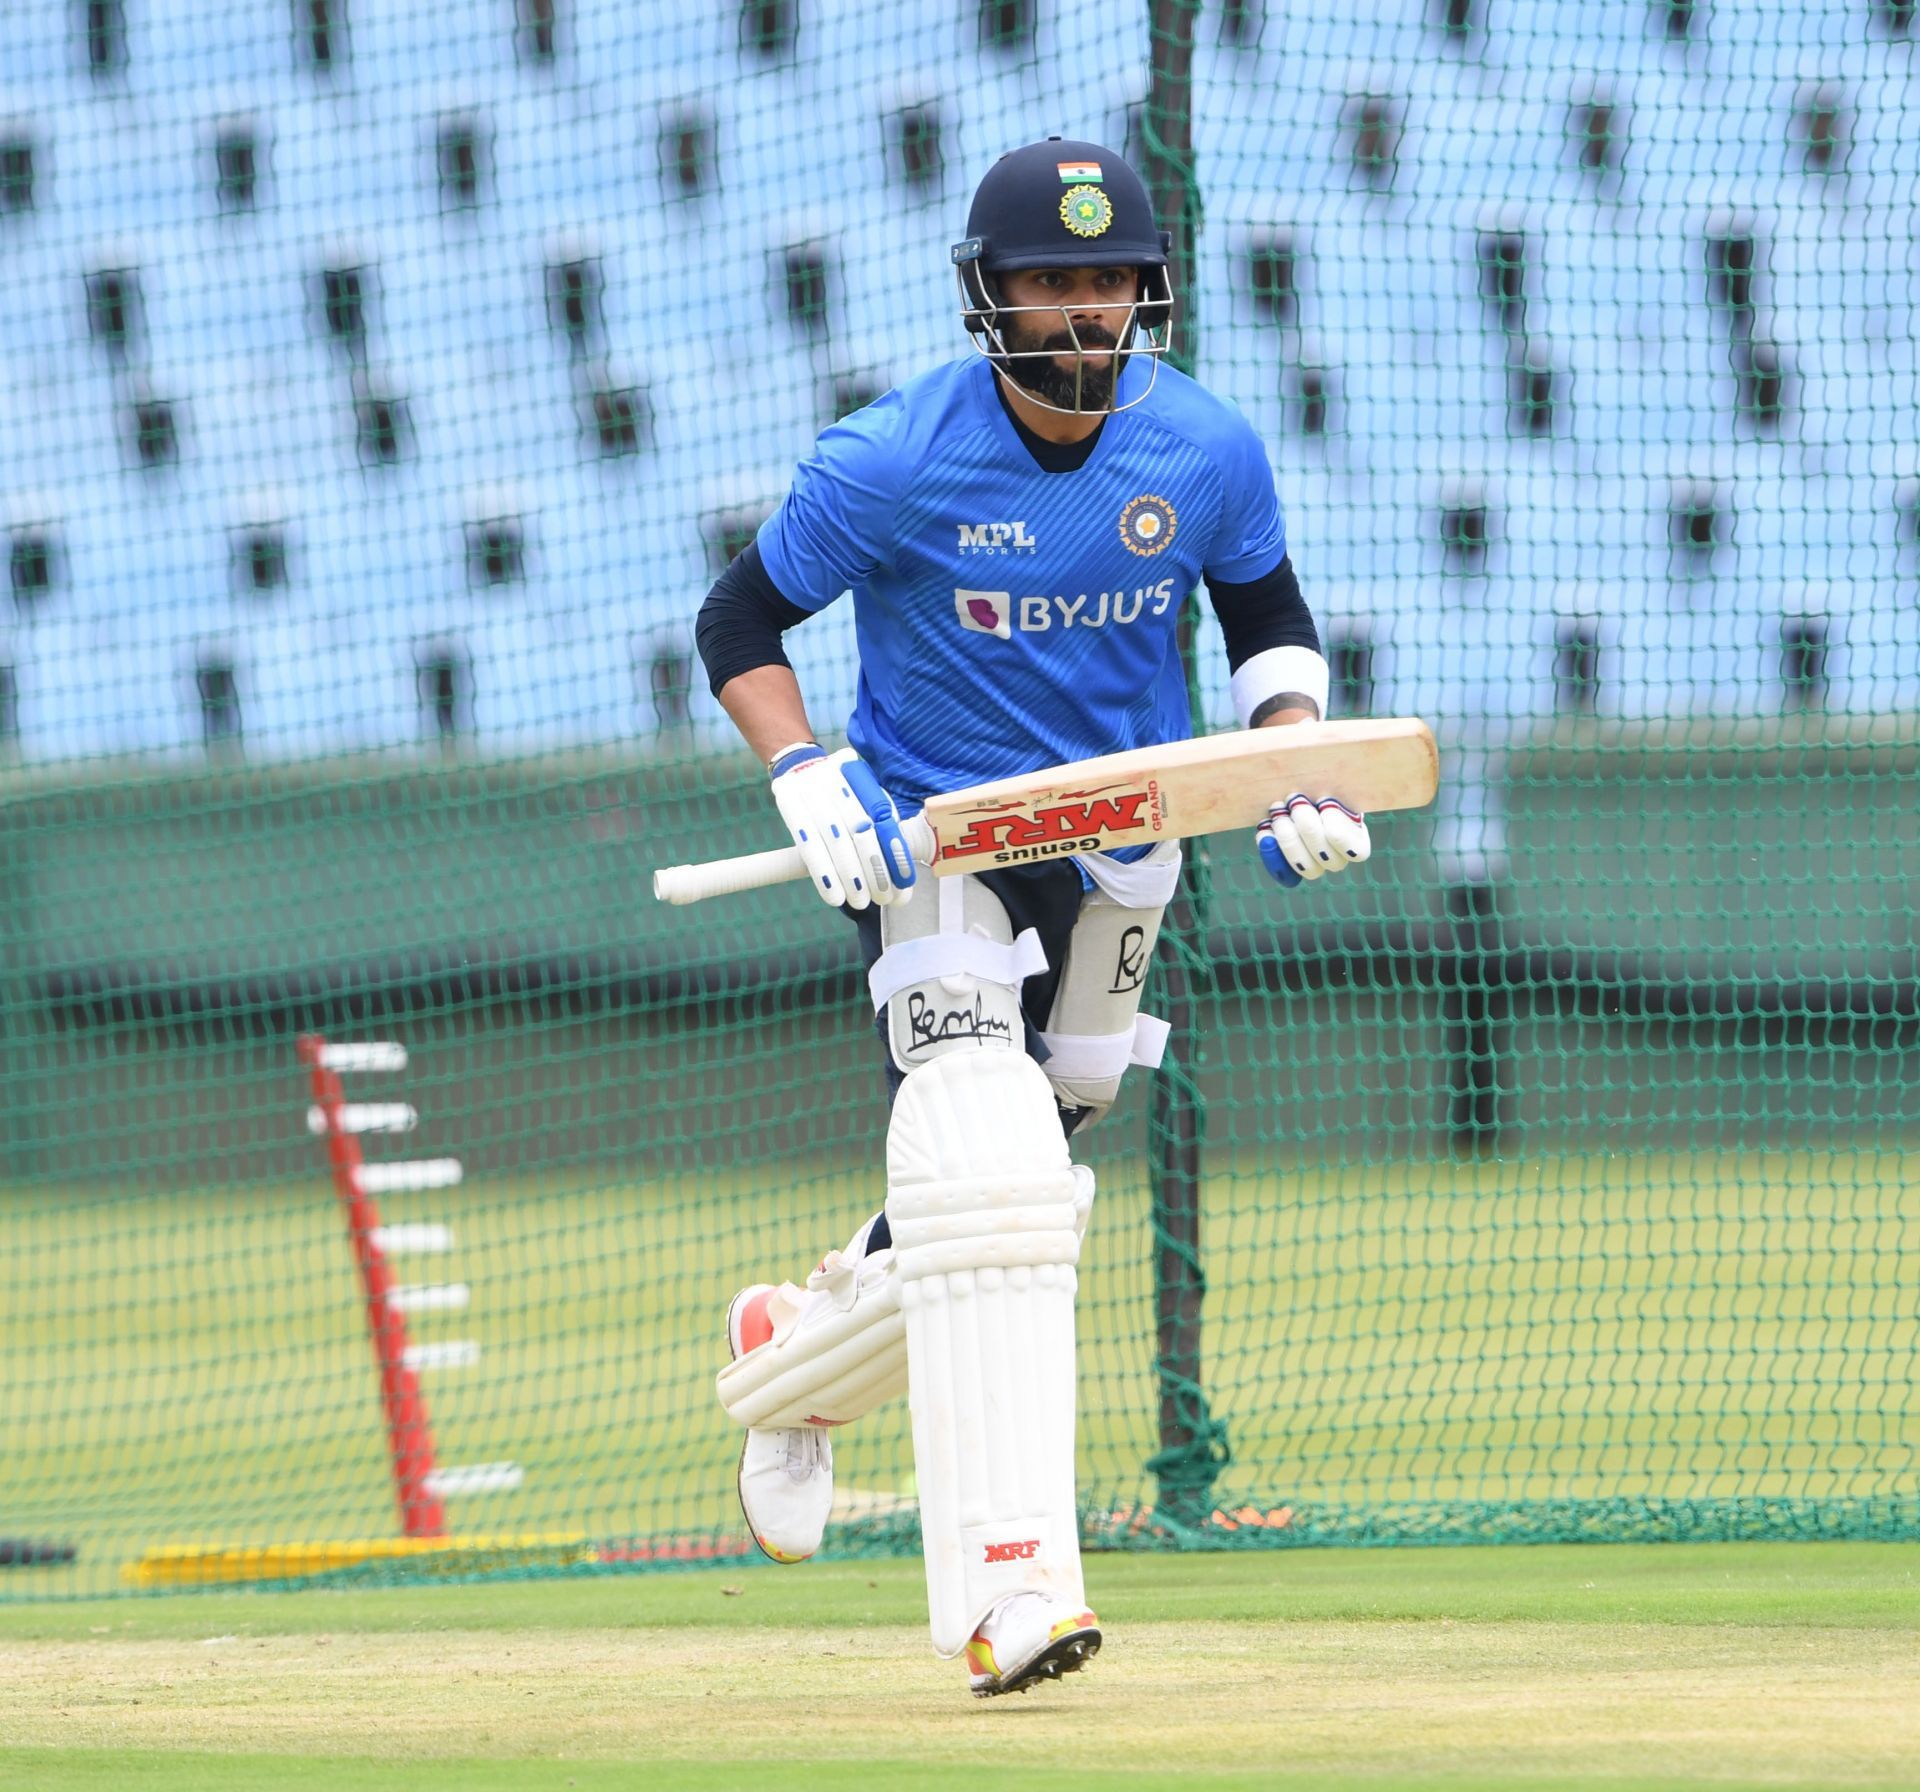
[694,540,814,699]
[1204,554,1320,673]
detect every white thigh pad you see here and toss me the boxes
[870,870,1043,1076]
[716,1228,906,1430]
[1036,885,1170,1128]
[885,1048,1086,1657]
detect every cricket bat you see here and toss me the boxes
[651,717,1438,906]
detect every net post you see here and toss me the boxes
[1143,834,1231,1530]
[297,1033,448,1538]
[0,830,42,1182]
[1441,882,1511,1154]
[1141,0,1230,1531]
[1144,0,1202,377]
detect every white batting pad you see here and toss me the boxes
[716,1247,906,1431]
[885,1048,1086,1656]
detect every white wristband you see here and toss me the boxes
[1230,646,1331,728]
[767,739,823,776]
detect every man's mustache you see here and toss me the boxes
[1039,326,1120,354]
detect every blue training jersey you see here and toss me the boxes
[755,353,1287,808]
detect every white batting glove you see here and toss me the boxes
[769,742,916,912]
[1256,794,1372,888]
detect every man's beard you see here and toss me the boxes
[999,318,1127,413]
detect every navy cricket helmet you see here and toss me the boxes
[951,136,1175,415]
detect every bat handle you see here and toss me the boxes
[651,844,806,905]
[652,814,936,906]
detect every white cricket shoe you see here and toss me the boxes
[727,1284,833,1564]
[964,1593,1102,1698]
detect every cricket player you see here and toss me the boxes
[699,138,1370,1697]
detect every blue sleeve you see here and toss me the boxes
[755,395,909,614]
[1203,412,1288,585]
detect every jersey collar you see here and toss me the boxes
[972,356,1135,477]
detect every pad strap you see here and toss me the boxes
[1034,1013,1171,1081]
[867,927,1048,1013]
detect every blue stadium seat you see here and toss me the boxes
[570,0,730,81]
[142,1,291,92]
[3,0,1914,758]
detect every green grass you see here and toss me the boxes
[2,1762,1893,1792]
[4,1543,1917,1638]
[1,1548,1916,1791]
[3,1152,1918,1600]
[5,1147,1917,1785]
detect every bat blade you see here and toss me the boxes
[921,718,1438,874]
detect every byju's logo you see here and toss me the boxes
[957,521,1037,554]
[953,580,1178,638]
[954,588,1012,638]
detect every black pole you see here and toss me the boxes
[1141,0,1228,1530]
[0,821,43,1181]
[0,1538,76,1565]
[1144,0,1201,376]
[1442,879,1510,1151]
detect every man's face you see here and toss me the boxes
[994,266,1143,413]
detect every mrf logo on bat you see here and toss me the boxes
[938,780,1167,867]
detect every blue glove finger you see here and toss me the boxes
[1256,825,1302,888]
[840,756,917,889]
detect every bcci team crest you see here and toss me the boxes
[1119,494,1177,557]
[1060,185,1114,239]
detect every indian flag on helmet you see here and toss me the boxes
[1057,160,1103,183]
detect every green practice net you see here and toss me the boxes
[2,1,1917,1599]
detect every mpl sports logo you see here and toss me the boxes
[957,521,1037,555]
[939,780,1168,867]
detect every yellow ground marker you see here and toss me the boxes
[126,1533,596,1588]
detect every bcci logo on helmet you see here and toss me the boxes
[1059,185,1114,239]
[1119,494,1176,557]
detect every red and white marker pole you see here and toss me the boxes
[298,1034,449,1539]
